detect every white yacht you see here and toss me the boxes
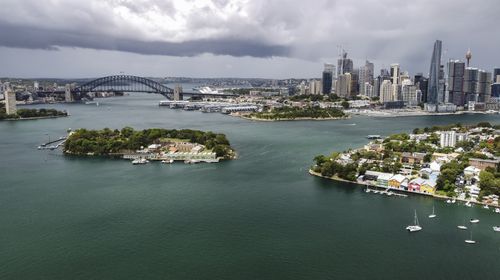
[161,159,174,164]
[495,208,500,214]
[428,206,436,218]
[446,199,452,204]
[132,158,149,165]
[483,205,489,210]
[470,219,480,224]
[465,201,472,207]
[457,225,468,230]
[493,226,500,232]
[406,210,422,232]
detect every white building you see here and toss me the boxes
[439,131,456,148]
[401,80,418,107]
[379,80,393,103]
[5,88,16,115]
[309,80,322,95]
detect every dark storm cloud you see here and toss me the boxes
[0,0,499,78]
[0,21,289,57]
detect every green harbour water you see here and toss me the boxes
[1,93,500,279]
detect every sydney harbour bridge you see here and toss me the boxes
[36,75,236,101]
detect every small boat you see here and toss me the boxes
[457,225,468,230]
[465,230,476,244]
[495,208,500,214]
[483,205,489,210]
[465,201,472,207]
[406,210,422,232]
[161,159,174,164]
[373,190,379,194]
[470,219,479,224]
[132,158,149,165]
[493,226,500,232]
[365,188,371,193]
[451,199,456,204]
[428,206,436,218]
[446,199,452,204]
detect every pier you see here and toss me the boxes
[38,136,67,150]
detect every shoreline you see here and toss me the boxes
[350,110,498,118]
[308,169,500,209]
[236,114,351,122]
[1,115,69,121]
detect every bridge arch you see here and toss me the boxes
[73,75,174,99]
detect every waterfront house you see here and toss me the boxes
[377,173,394,188]
[419,180,437,195]
[388,174,408,189]
[408,178,424,192]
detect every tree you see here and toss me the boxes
[341,100,350,109]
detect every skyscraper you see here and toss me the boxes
[493,67,500,83]
[322,63,334,94]
[337,51,353,76]
[359,60,374,96]
[427,40,442,106]
[463,68,492,104]
[390,64,400,85]
[414,73,428,103]
[447,60,465,106]
[336,73,352,98]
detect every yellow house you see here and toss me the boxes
[388,174,408,189]
[420,180,437,195]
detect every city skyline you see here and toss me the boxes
[0,0,499,78]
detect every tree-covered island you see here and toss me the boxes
[246,106,348,121]
[310,122,500,207]
[64,127,236,163]
[0,105,68,120]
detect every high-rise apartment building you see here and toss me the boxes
[401,80,418,107]
[447,60,465,106]
[390,64,400,85]
[336,73,352,98]
[5,88,17,115]
[463,68,492,104]
[380,80,393,103]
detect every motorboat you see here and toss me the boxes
[483,205,489,210]
[161,159,174,164]
[451,199,456,204]
[457,225,468,230]
[495,208,500,214]
[465,201,472,207]
[470,219,480,224]
[493,226,500,232]
[446,199,452,204]
[132,158,149,165]
[406,210,422,232]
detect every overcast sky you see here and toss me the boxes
[0,0,498,79]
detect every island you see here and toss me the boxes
[64,127,236,163]
[243,106,348,121]
[310,122,500,208]
[0,106,68,120]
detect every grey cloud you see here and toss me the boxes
[0,21,289,57]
